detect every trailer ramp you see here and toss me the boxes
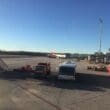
[0,58,9,72]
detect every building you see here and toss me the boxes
[105,53,110,64]
[88,55,96,62]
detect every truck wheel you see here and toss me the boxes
[74,70,77,81]
[47,71,51,76]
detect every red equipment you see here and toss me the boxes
[13,65,33,72]
[34,63,51,76]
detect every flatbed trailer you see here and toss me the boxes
[13,63,51,77]
[87,64,108,72]
[0,58,9,72]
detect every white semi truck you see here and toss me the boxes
[58,61,77,80]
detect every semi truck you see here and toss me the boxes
[34,63,51,76]
[57,61,77,80]
[13,62,51,77]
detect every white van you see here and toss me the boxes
[58,62,77,80]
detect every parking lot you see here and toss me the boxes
[0,57,110,110]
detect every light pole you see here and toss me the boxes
[99,18,103,53]
[98,18,103,63]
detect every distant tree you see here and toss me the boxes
[65,53,71,58]
[94,52,104,56]
[72,53,79,58]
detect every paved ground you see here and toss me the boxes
[0,57,110,110]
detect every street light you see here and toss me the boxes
[98,18,103,63]
[99,18,103,53]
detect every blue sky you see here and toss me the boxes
[0,0,110,53]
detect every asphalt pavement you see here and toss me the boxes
[0,57,110,110]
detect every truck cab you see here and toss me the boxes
[58,61,77,80]
[34,63,51,76]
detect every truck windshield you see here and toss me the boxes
[35,66,44,71]
[59,67,74,75]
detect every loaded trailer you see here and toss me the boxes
[13,62,51,77]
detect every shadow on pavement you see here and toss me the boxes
[0,71,29,80]
[0,71,110,92]
[38,73,110,92]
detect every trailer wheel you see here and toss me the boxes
[94,67,97,71]
[74,70,77,81]
[87,66,90,70]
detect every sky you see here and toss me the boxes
[0,0,110,53]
